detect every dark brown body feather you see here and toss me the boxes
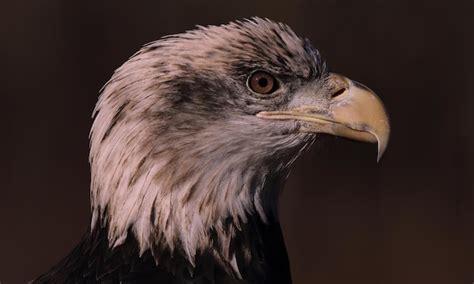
[34,218,291,284]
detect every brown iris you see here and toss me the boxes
[248,71,277,94]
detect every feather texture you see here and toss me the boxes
[35,17,327,283]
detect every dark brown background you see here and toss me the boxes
[1,0,473,283]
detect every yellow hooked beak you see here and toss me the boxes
[257,73,390,161]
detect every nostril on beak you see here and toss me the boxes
[331,88,346,99]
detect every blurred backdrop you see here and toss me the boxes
[1,0,473,283]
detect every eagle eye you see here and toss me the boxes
[248,71,278,95]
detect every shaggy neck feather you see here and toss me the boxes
[90,113,312,274]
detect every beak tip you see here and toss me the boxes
[376,152,383,163]
[375,136,389,163]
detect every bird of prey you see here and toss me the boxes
[34,18,389,284]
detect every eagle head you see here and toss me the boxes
[88,18,389,279]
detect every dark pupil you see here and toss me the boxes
[258,77,268,87]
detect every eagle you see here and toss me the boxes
[34,18,389,284]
